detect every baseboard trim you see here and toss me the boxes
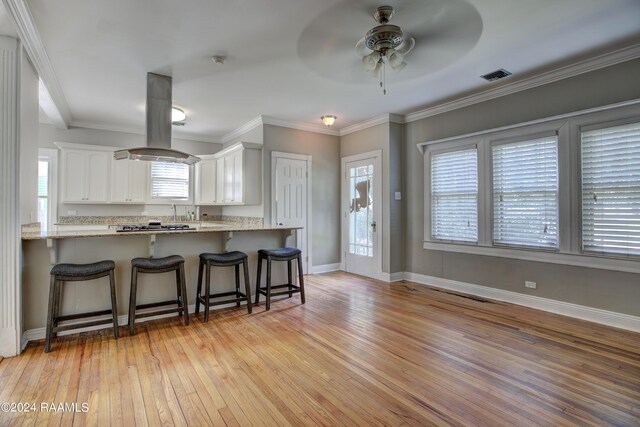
[310,263,342,274]
[24,302,240,342]
[403,272,640,333]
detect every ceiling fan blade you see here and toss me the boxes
[355,37,371,58]
[396,36,416,56]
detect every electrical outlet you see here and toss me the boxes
[525,281,537,289]
[67,210,77,216]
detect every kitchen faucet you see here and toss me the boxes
[171,204,177,222]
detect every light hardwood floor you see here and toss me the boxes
[1,271,639,426]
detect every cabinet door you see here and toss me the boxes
[197,159,216,204]
[110,159,129,202]
[232,150,243,203]
[85,151,110,202]
[215,157,225,203]
[62,150,85,202]
[224,154,235,202]
[128,161,148,203]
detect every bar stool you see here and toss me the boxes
[128,255,189,335]
[45,260,118,353]
[196,251,252,322]
[255,248,305,311]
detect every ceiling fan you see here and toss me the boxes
[355,5,416,94]
[296,0,482,88]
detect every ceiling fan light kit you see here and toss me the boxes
[356,5,416,95]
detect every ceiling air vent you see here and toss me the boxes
[480,68,512,82]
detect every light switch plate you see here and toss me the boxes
[395,192,402,201]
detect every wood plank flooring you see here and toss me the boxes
[1,271,639,426]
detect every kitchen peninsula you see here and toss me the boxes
[21,219,302,338]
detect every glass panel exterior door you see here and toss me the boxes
[344,157,379,278]
[349,164,374,257]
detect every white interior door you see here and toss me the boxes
[273,154,309,273]
[343,153,381,279]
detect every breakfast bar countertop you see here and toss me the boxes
[21,223,303,240]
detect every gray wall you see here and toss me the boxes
[403,58,640,316]
[19,52,39,225]
[263,124,341,267]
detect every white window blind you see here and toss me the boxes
[431,148,478,242]
[150,162,190,199]
[581,121,640,256]
[492,136,559,249]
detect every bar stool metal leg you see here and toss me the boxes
[287,260,293,298]
[242,259,252,314]
[195,260,203,315]
[204,261,212,323]
[235,264,241,307]
[45,275,57,353]
[266,256,272,311]
[297,254,306,304]
[179,263,189,326]
[128,266,138,336]
[255,255,263,305]
[109,270,119,339]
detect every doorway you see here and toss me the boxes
[342,151,382,279]
[271,152,312,273]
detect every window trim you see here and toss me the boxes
[489,132,560,250]
[428,143,480,244]
[420,99,640,273]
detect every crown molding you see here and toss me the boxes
[339,113,405,136]
[405,42,640,123]
[68,120,221,144]
[2,0,71,128]
[221,115,263,143]
[261,115,340,136]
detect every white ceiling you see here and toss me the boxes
[23,0,640,140]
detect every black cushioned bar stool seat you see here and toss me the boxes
[128,255,189,335]
[45,260,118,353]
[196,251,252,322]
[255,247,305,311]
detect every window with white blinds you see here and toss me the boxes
[150,162,190,199]
[492,136,559,249]
[431,148,478,242]
[581,121,640,257]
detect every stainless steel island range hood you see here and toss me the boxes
[114,73,200,165]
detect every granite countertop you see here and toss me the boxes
[22,222,302,240]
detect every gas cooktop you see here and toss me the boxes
[115,223,196,233]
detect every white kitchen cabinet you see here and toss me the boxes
[111,159,148,203]
[194,156,217,205]
[59,146,111,203]
[215,157,225,204]
[194,142,262,206]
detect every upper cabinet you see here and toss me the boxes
[195,142,262,206]
[59,145,111,203]
[194,156,217,205]
[111,159,148,203]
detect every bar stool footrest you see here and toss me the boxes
[53,317,115,332]
[257,284,300,296]
[198,291,248,308]
[56,309,113,322]
[136,300,181,310]
[134,306,185,320]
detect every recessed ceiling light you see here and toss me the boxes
[321,115,337,127]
